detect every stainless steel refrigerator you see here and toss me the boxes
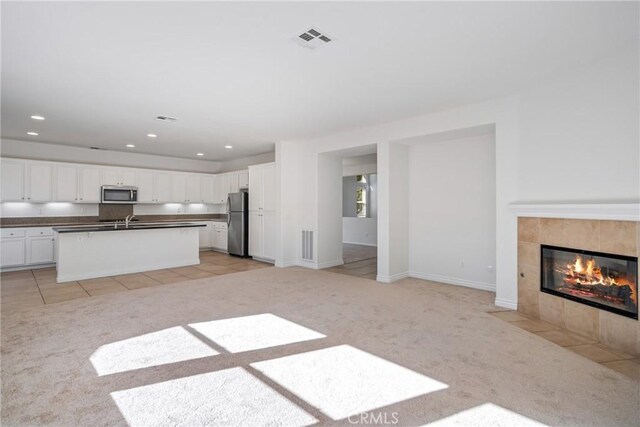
[227,191,249,257]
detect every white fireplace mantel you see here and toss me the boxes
[509,203,640,221]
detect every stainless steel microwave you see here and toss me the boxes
[101,186,138,204]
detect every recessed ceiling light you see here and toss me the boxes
[27,132,39,136]
[147,133,157,138]
[126,144,135,148]
[225,145,233,149]
[30,115,45,120]
[196,153,204,156]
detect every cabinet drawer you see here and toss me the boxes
[26,227,54,237]
[1,228,26,238]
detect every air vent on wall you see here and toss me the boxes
[294,27,333,50]
[301,230,314,261]
[155,115,177,122]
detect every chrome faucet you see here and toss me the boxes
[125,214,135,228]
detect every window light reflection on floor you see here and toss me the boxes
[425,403,548,426]
[251,344,448,420]
[111,367,318,426]
[90,326,219,376]
[188,313,326,353]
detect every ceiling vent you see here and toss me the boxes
[155,115,177,122]
[294,27,333,50]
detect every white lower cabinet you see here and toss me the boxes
[27,237,55,265]
[1,227,56,268]
[211,222,228,251]
[1,239,26,267]
[198,222,212,248]
[249,211,275,261]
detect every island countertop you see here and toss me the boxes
[52,222,207,233]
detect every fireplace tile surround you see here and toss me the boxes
[517,217,639,356]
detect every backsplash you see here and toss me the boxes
[0,202,225,218]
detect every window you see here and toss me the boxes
[356,187,367,218]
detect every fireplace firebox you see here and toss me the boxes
[541,245,638,319]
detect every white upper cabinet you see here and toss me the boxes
[229,173,240,194]
[185,175,201,203]
[238,170,249,189]
[1,159,26,202]
[25,162,52,202]
[216,173,231,204]
[78,167,102,203]
[136,170,155,203]
[55,165,79,202]
[248,163,276,211]
[155,172,172,203]
[171,174,187,203]
[103,168,136,186]
[201,175,216,204]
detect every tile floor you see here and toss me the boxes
[490,310,640,381]
[1,251,271,312]
[322,243,378,280]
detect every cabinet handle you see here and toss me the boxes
[27,197,31,200]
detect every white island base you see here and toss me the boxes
[55,226,201,282]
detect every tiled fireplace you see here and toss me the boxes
[518,217,639,356]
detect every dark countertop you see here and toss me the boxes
[1,217,226,228]
[53,222,207,233]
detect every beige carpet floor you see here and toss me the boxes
[1,267,638,426]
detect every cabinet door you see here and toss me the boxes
[210,225,219,249]
[238,170,249,189]
[0,159,25,201]
[171,174,187,203]
[262,211,276,260]
[248,168,261,210]
[120,169,137,186]
[26,163,52,202]
[262,164,276,212]
[229,173,240,194]
[155,172,172,203]
[79,167,102,202]
[102,168,120,186]
[248,212,262,257]
[185,175,201,203]
[198,223,211,248]
[217,174,231,203]
[1,239,25,267]
[55,165,78,202]
[27,237,55,264]
[219,229,228,252]
[201,176,215,204]
[136,170,155,203]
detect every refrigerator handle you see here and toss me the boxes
[226,197,231,226]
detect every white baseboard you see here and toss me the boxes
[409,271,496,292]
[494,297,518,310]
[1,263,55,273]
[376,271,409,283]
[342,241,378,247]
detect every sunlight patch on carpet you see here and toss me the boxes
[425,403,548,426]
[90,326,218,376]
[111,367,317,426]
[251,344,448,420]
[189,313,326,353]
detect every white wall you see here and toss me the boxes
[342,218,377,246]
[278,45,638,309]
[408,134,496,290]
[516,46,639,202]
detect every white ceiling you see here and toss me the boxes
[2,2,637,161]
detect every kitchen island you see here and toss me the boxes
[53,223,205,282]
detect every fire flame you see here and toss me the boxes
[559,256,636,304]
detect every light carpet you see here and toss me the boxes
[1,267,638,426]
